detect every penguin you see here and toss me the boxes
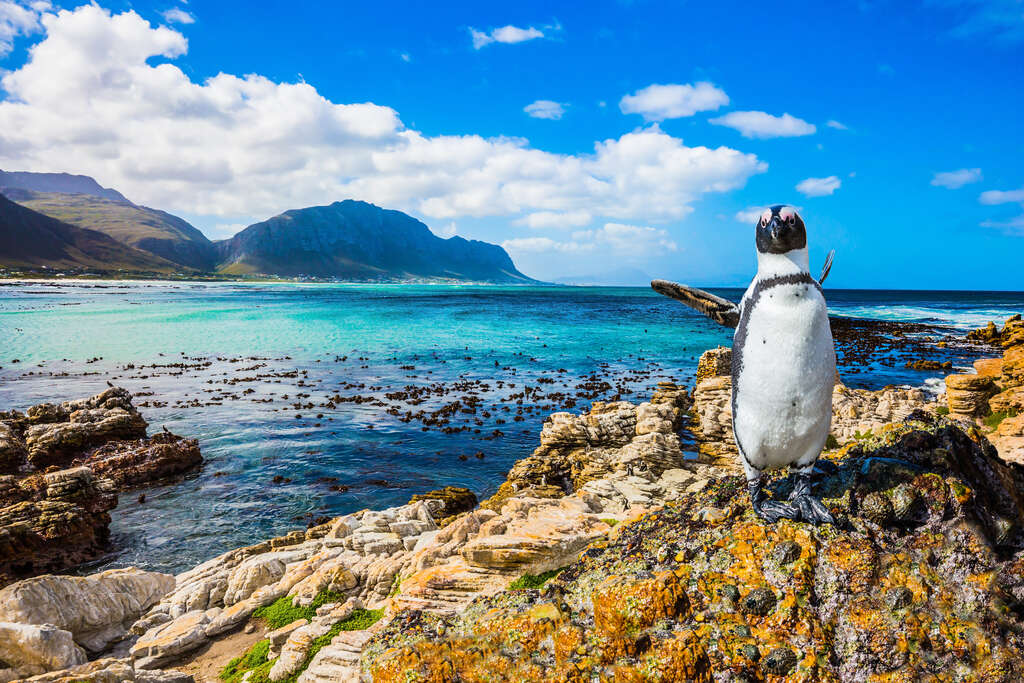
[652,205,836,525]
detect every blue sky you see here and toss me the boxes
[0,1,1022,288]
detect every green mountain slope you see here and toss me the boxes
[5,189,216,271]
[0,193,179,272]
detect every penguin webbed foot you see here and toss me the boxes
[747,478,799,523]
[747,476,836,526]
[789,473,836,526]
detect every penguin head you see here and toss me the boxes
[755,205,806,255]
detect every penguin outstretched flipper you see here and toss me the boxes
[818,249,835,285]
[651,280,740,328]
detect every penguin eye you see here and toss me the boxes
[786,215,795,225]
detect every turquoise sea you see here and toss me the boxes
[1,281,1022,574]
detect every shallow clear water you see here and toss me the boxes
[1,280,1021,574]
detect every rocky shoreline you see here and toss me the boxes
[1,315,1023,682]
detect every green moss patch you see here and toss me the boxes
[508,567,565,590]
[252,590,348,629]
[219,609,384,683]
[983,409,1018,430]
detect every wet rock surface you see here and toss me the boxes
[0,388,202,586]
[363,414,1024,681]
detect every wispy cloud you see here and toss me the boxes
[524,100,566,120]
[619,82,728,122]
[161,7,194,25]
[796,176,841,197]
[0,0,48,57]
[710,111,816,139]
[931,0,1024,44]
[826,119,848,130]
[469,24,546,49]
[979,186,1024,204]
[931,168,982,189]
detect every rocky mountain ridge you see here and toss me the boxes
[1,171,534,283]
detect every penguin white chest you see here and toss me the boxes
[732,281,835,472]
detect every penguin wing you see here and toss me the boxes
[651,279,740,328]
[818,249,835,285]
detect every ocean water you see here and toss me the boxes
[1,281,1022,574]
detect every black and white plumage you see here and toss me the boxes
[652,205,837,525]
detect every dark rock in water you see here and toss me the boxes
[0,388,202,586]
[408,486,478,525]
[82,432,201,489]
[363,415,1024,681]
[0,467,116,586]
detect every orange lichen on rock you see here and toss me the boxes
[363,414,1024,682]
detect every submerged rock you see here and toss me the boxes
[363,414,1024,681]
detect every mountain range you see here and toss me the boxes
[0,170,534,283]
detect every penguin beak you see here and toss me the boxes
[767,216,784,243]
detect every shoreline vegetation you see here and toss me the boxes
[0,315,1022,680]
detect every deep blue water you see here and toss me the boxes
[0,281,1021,573]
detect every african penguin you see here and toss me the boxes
[651,205,837,525]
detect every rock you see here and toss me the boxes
[83,432,201,488]
[267,618,308,658]
[20,657,195,682]
[0,423,26,472]
[480,383,692,511]
[0,467,116,586]
[974,357,1003,378]
[130,609,214,668]
[407,486,477,526]
[361,415,1024,681]
[1003,346,1024,390]
[0,568,175,653]
[0,622,86,680]
[904,359,952,371]
[23,388,148,469]
[990,386,1024,414]
[945,372,998,417]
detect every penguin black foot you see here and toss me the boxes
[747,478,798,523]
[789,473,836,526]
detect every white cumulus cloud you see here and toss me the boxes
[710,111,816,139]
[524,99,566,120]
[503,223,677,259]
[931,168,982,189]
[796,176,841,197]
[619,82,728,122]
[161,8,194,25]
[735,206,766,223]
[979,187,1024,204]
[0,5,767,235]
[515,210,592,229]
[469,24,544,49]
